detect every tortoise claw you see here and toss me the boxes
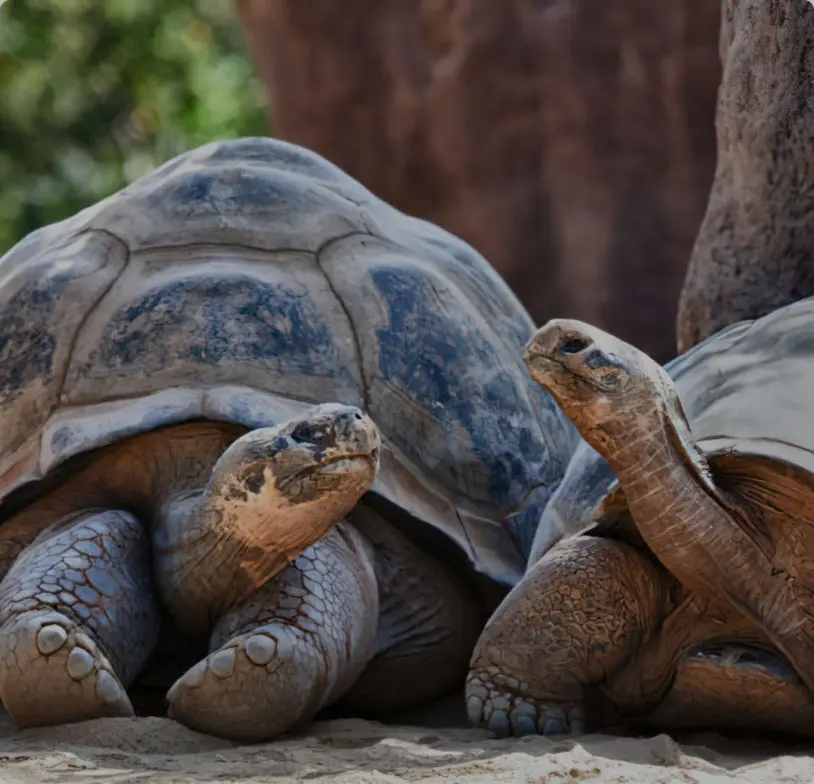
[465,669,586,738]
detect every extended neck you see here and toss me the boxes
[603,408,814,692]
[606,414,741,596]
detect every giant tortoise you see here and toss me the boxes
[0,137,577,741]
[467,298,814,737]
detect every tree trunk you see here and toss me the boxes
[678,0,814,353]
[238,0,720,363]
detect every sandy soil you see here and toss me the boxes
[2,697,814,784]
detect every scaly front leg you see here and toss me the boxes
[0,509,159,728]
[466,536,669,737]
[166,525,379,741]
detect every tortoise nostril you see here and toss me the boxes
[353,412,364,421]
[557,337,592,356]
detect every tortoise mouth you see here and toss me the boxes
[527,351,620,394]
[525,353,571,384]
[276,452,378,492]
[316,451,379,472]
[525,352,564,369]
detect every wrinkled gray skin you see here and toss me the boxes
[0,137,576,741]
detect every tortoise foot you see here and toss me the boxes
[167,528,379,742]
[0,609,133,727]
[466,537,667,739]
[465,668,585,737]
[167,621,326,742]
[0,509,158,729]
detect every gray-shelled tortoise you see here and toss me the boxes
[467,298,814,738]
[0,137,577,741]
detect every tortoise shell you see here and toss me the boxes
[0,137,577,584]
[530,296,814,561]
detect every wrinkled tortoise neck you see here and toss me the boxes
[604,400,724,589]
[614,392,761,580]
[602,396,814,694]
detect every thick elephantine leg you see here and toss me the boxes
[166,524,379,742]
[0,509,160,728]
[466,536,668,737]
[340,504,484,715]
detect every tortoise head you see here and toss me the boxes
[524,319,686,458]
[209,403,382,508]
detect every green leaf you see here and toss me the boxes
[0,0,270,254]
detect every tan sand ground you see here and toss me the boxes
[1,696,814,784]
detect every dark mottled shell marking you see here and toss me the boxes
[78,277,343,379]
[0,280,60,404]
[370,267,544,511]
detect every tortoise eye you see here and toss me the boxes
[289,422,334,447]
[557,337,591,355]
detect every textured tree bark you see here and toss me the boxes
[678,0,814,353]
[238,0,720,362]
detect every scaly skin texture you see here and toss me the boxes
[467,536,669,736]
[525,320,814,688]
[167,525,380,742]
[468,526,805,737]
[153,404,381,633]
[342,503,483,716]
[0,405,380,732]
[0,509,158,728]
[0,406,479,738]
[479,317,814,737]
[167,507,482,742]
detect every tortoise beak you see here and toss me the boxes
[524,319,583,368]
[524,324,561,365]
[525,352,566,391]
[524,318,600,390]
[524,331,566,388]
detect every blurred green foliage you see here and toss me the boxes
[0,0,269,254]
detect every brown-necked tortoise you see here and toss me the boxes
[468,298,814,738]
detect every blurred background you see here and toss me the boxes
[0,0,722,362]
